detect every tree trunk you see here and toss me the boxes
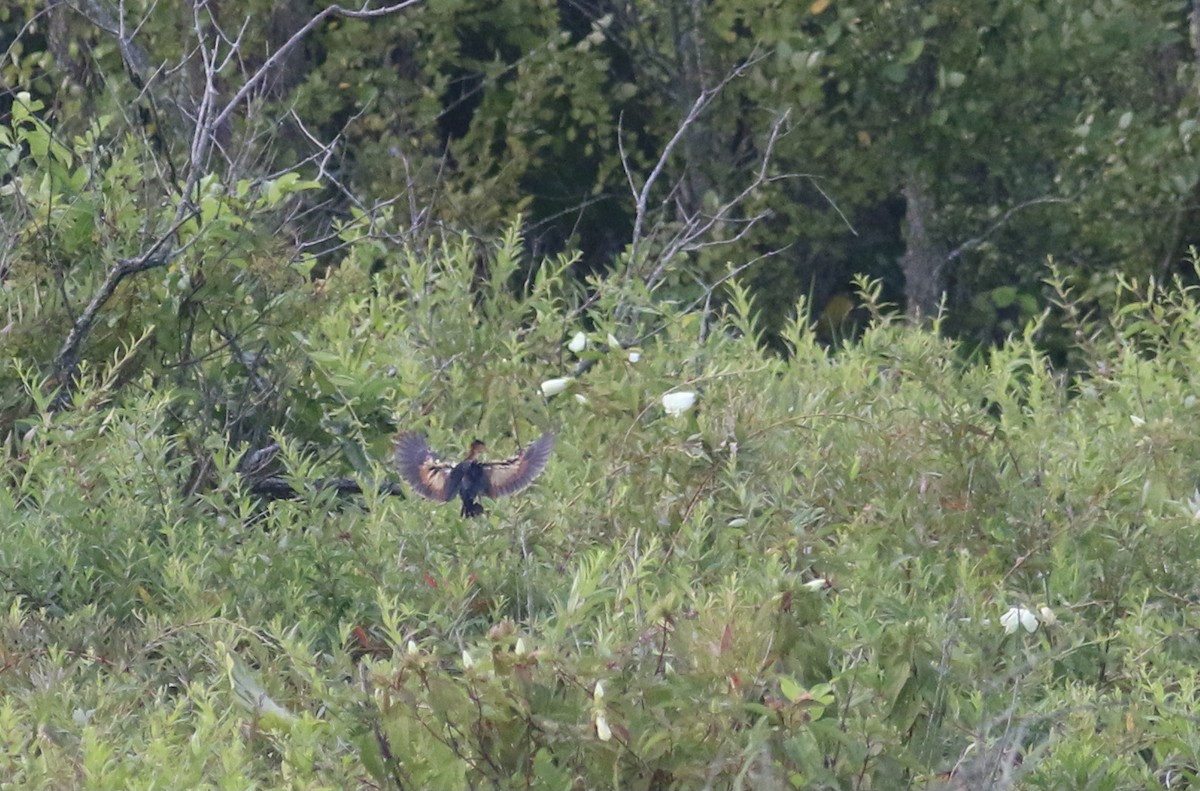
[898,177,949,321]
[674,0,714,220]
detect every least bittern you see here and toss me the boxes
[394,432,554,517]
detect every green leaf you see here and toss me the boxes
[882,62,908,83]
[1017,294,1039,315]
[228,657,297,732]
[264,172,321,206]
[990,286,1018,309]
[23,125,49,160]
[780,675,804,703]
[899,39,925,65]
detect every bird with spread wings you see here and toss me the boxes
[394,432,555,517]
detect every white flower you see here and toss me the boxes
[574,393,590,405]
[407,640,419,655]
[727,517,748,528]
[1189,490,1200,521]
[568,332,588,353]
[606,333,621,349]
[802,578,828,592]
[1037,606,1057,627]
[662,390,697,417]
[595,710,612,741]
[1000,606,1039,634]
[540,377,571,397]
[462,650,475,669]
[515,637,528,655]
[627,351,641,363]
[593,681,605,701]
[1130,414,1146,427]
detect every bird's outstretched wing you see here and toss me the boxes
[482,432,555,498]
[394,433,456,502]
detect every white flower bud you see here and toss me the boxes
[595,711,612,741]
[540,377,571,397]
[662,391,697,416]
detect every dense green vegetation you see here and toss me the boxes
[6,245,1200,788]
[5,1,1200,789]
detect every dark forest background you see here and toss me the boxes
[6,0,1197,353]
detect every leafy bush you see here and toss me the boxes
[6,214,1200,789]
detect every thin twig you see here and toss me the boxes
[645,108,790,287]
[946,196,1070,262]
[50,209,200,399]
[208,1,423,135]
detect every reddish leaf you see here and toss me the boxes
[720,622,734,655]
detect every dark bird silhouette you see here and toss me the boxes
[394,432,554,517]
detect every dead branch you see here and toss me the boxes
[49,208,199,405]
[247,476,407,502]
[643,108,792,289]
[622,53,765,267]
[69,0,154,82]
[619,50,787,278]
[617,51,840,297]
[47,0,424,408]
[946,196,1070,262]
[211,1,422,133]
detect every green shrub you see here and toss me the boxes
[6,222,1200,788]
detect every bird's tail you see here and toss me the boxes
[461,499,485,518]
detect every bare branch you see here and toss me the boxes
[807,176,856,236]
[644,107,791,288]
[235,443,407,502]
[616,50,831,306]
[50,208,199,404]
[625,55,764,264]
[686,243,792,347]
[946,196,1070,262]
[208,1,423,135]
[69,0,154,84]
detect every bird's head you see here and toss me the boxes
[466,439,487,460]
